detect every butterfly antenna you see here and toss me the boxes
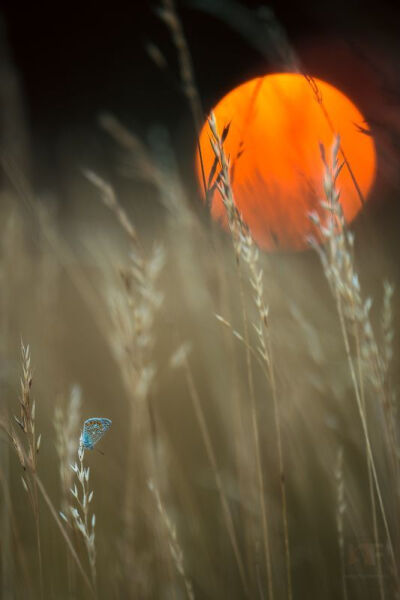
[96,448,105,456]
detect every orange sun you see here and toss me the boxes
[196,73,376,251]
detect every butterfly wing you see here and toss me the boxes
[82,418,112,449]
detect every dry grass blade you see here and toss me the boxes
[0,419,94,597]
[335,447,348,600]
[310,136,398,594]
[54,385,82,514]
[149,480,195,600]
[14,342,44,599]
[34,473,95,598]
[69,443,97,595]
[207,111,293,600]
[83,170,140,249]
[181,356,249,597]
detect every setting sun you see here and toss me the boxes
[197,73,377,251]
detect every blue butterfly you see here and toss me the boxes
[81,418,112,450]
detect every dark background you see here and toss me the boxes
[1,0,400,210]
[1,7,400,596]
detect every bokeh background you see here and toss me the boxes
[0,1,400,599]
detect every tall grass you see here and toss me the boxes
[0,123,397,599]
[0,8,398,600]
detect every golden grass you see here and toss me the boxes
[0,117,397,599]
[0,6,398,599]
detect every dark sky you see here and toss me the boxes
[2,1,398,128]
[1,0,400,196]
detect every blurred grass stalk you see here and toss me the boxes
[0,1,399,598]
[310,136,398,596]
[0,101,399,599]
[0,19,31,595]
[207,111,293,600]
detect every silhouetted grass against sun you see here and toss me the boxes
[0,1,399,599]
[197,73,376,251]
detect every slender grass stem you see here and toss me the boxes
[353,322,385,599]
[34,474,95,597]
[336,296,398,586]
[183,357,249,597]
[237,267,274,600]
[33,481,44,600]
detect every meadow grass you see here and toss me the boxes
[0,5,398,600]
[0,114,397,599]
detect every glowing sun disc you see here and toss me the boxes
[196,73,376,251]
